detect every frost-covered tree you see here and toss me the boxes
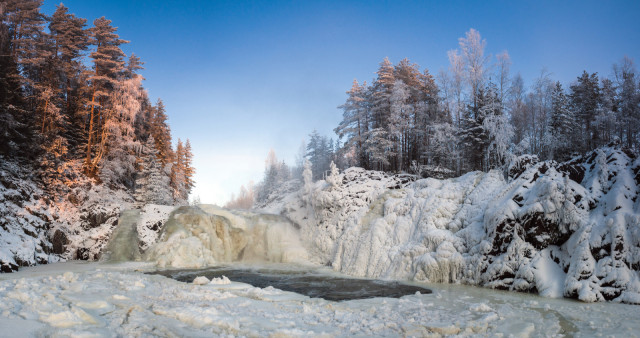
[614,57,639,148]
[99,75,142,187]
[135,136,172,206]
[389,79,412,171]
[306,130,332,180]
[150,98,173,166]
[545,82,576,161]
[496,51,511,103]
[458,28,490,110]
[255,149,290,203]
[570,71,601,152]
[335,80,369,168]
[301,159,313,205]
[326,161,341,188]
[225,182,255,210]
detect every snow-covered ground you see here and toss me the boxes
[1,262,639,337]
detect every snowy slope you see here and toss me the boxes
[0,158,137,271]
[0,160,59,272]
[259,146,640,303]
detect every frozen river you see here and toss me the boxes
[1,261,639,336]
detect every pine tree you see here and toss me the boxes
[371,57,395,169]
[49,3,89,148]
[99,75,143,187]
[170,139,187,204]
[183,139,195,195]
[335,79,369,168]
[570,71,601,152]
[135,136,172,206]
[150,98,173,166]
[546,82,576,161]
[85,16,128,175]
[614,58,639,149]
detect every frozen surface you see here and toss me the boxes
[0,262,638,336]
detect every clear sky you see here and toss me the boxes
[42,0,640,205]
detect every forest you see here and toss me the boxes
[231,29,639,208]
[0,0,194,205]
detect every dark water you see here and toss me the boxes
[150,265,431,301]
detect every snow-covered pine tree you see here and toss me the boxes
[150,98,173,166]
[326,161,341,188]
[306,130,333,180]
[570,71,601,153]
[171,139,187,204]
[301,159,313,205]
[614,57,639,149]
[135,136,172,206]
[99,75,142,188]
[335,79,370,169]
[49,3,89,147]
[183,139,195,195]
[546,82,576,161]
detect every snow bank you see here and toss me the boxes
[260,146,640,304]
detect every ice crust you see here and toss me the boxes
[0,262,638,336]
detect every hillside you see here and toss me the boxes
[0,157,133,272]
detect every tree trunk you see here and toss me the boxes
[85,89,96,171]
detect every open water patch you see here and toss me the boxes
[150,265,431,301]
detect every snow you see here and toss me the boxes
[137,204,175,252]
[192,276,210,285]
[0,262,638,336]
[256,146,640,304]
[531,248,566,298]
[210,275,231,284]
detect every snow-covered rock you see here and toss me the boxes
[258,146,640,304]
[0,157,142,271]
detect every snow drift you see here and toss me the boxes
[260,146,640,303]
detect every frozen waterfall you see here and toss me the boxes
[145,205,309,269]
[102,209,142,262]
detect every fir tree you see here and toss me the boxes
[85,16,128,175]
[570,71,601,152]
[546,82,576,161]
[135,136,172,206]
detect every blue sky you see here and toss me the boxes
[42,0,640,205]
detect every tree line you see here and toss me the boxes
[0,1,194,205]
[231,28,639,209]
[335,29,639,175]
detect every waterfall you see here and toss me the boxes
[145,205,309,269]
[102,209,142,262]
